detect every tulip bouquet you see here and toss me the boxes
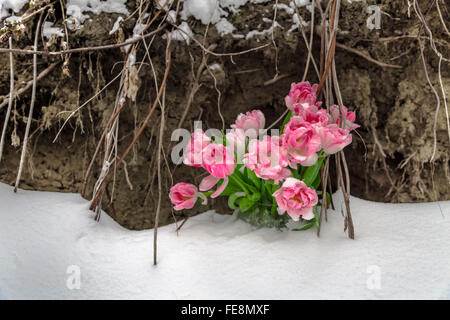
[170,81,358,229]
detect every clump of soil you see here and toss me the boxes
[0,0,448,230]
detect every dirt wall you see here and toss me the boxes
[0,0,448,230]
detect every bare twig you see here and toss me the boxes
[335,42,403,69]
[418,37,441,162]
[154,46,169,266]
[436,0,450,37]
[177,45,217,130]
[89,50,172,211]
[0,37,15,163]
[0,62,59,110]
[438,55,450,144]
[302,0,315,81]
[14,13,43,192]
[0,25,168,55]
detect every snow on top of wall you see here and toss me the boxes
[215,17,235,36]
[165,21,193,44]
[178,0,313,42]
[0,0,28,20]
[246,21,281,40]
[42,21,64,39]
[180,0,223,24]
[181,0,271,24]
[66,0,129,29]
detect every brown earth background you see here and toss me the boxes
[0,0,449,230]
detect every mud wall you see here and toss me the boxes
[0,0,448,230]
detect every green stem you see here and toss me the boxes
[229,174,250,196]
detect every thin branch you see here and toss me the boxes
[89,50,172,211]
[0,62,59,110]
[438,55,450,144]
[0,24,168,55]
[14,13,43,192]
[335,42,403,69]
[0,37,15,162]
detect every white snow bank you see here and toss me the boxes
[0,0,28,20]
[0,182,449,299]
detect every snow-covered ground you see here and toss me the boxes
[0,182,449,300]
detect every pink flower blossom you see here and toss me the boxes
[183,130,210,167]
[272,177,318,221]
[319,124,352,154]
[169,183,207,211]
[202,144,236,178]
[285,82,319,111]
[295,104,329,128]
[226,129,247,162]
[231,109,265,133]
[329,105,360,131]
[200,144,236,198]
[282,117,322,167]
[243,135,291,183]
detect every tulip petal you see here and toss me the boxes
[174,198,196,211]
[301,207,315,220]
[197,192,208,205]
[199,175,220,191]
[211,177,229,199]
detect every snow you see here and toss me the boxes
[179,0,273,40]
[181,0,222,24]
[42,21,64,39]
[166,21,193,44]
[65,0,128,29]
[0,0,28,20]
[154,0,174,11]
[246,21,281,40]
[215,17,235,36]
[1,182,449,299]
[109,16,123,35]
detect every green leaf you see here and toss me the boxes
[227,192,247,210]
[311,173,321,190]
[301,157,324,187]
[245,167,261,189]
[248,192,261,202]
[236,197,257,212]
[292,220,316,231]
[291,168,300,179]
[220,180,242,196]
[280,110,293,134]
[326,192,332,205]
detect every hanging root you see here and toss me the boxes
[313,0,355,239]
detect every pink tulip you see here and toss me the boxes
[329,105,360,131]
[282,117,322,166]
[285,82,319,111]
[243,135,291,183]
[319,124,352,154]
[200,144,236,198]
[231,109,265,133]
[295,104,329,128]
[183,130,210,167]
[226,129,247,163]
[202,144,236,178]
[169,183,207,211]
[273,177,318,221]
